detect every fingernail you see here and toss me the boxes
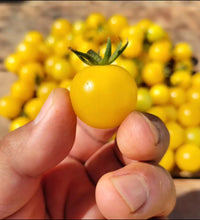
[111,174,149,213]
[142,113,160,145]
[34,91,54,124]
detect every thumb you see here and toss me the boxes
[0,88,76,218]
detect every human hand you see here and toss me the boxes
[0,88,176,219]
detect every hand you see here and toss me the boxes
[0,88,176,219]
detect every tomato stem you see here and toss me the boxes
[69,38,128,66]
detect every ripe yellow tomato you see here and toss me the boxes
[51,18,72,37]
[142,61,165,86]
[178,102,200,127]
[137,19,152,32]
[164,105,177,122]
[70,65,137,129]
[120,25,144,41]
[24,31,43,44]
[173,42,192,61]
[147,106,167,123]
[9,116,31,131]
[159,149,175,172]
[146,24,166,42]
[185,126,200,146]
[170,70,192,89]
[169,86,186,107]
[19,62,45,84]
[4,53,23,74]
[166,121,185,150]
[24,97,45,120]
[85,13,106,29]
[149,83,170,105]
[36,81,58,99]
[175,143,200,172]
[0,95,22,119]
[11,80,35,103]
[135,87,152,112]
[186,87,200,107]
[191,72,200,88]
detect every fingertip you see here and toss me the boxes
[116,111,169,162]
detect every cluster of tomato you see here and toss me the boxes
[0,13,200,177]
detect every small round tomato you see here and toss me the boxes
[178,102,200,127]
[135,87,152,112]
[72,20,86,35]
[191,72,200,88]
[170,70,192,89]
[53,38,71,57]
[146,24,166,42]
[70,65,137,129]
[148,40,172,63]
[9,116,31,131]
[51,58,75,81]
[186,87,200,107]
[166,121,185,150]
[36,81,58,99]
[51,18,72,37]
[19,62,45,84]
[107,14,128,37]
[0,95,22,119]
[24,31,43,44]
[141,61,165,86]
[175,143,200,172]
[122,37,143,59]
[120,25,144,41]
[169,86,186,107]
[11,80,35,103]
[173,42,192,61]
[150,83,170,105]
[85,13,106,29]
[159,149,175,172]
[147,106,167,123]
[16,42,40,62]
[4,53,23,74]
[137,19,152,32]
[164,104,177,122]
[24,97,45,120]
[185,126,200,146]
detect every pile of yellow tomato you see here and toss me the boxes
[0,13,200,177]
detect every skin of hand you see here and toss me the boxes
[0,88,176,219]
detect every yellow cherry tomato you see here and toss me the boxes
[137,19,152,32]
[53,38,71,57]
[148,40,172,63]
[51,18,72,37]
[178,102,200,127]
[24,97,45,120]
[147,106,167,123]
[175,143,200,172]
[120,25,144,41]
[173,42,192,61]
[169,86,186,107]
[159,149,175,172]
[174,59,193,72]
[0,95,22,119]
[150,83,170,105]
[166,121,185,150]
[191,72,200,88]
[72,20,86,35]
[16,42,40,62]
[164,105,177,122]
[86,13,106,29]
[135,87,152,112]
[51,58,75,81]
[107,14,128,37]
[24,31,43,44]
[36,81,58,99]
[146,24,166,42]
[19,62,45,84]
[186,87,200,107]
[44,56,60,76]
[142,61,165,86]
[122,37,143,59]
[11,80,35,103]
[4,53,23,74]
[9,116,31,131]
[185,126,200,146]
[70,65,137,129]
[113,58,138,78]
[170,70,192,89]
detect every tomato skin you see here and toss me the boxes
[70,65,137,129]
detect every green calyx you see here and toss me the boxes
[69,38,128,66]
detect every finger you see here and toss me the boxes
[116,111,169,163]
[0,88,76,218]
[96,162,176,219]
[70,119,117,162]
